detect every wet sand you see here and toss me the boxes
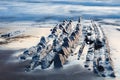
[0,50,104,80]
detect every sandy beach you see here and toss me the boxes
[0,20,120,80]
[0,26,104,80]
[0,50,104,80]
[0,26,51,49]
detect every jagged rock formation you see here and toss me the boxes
[19,18,115,77]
